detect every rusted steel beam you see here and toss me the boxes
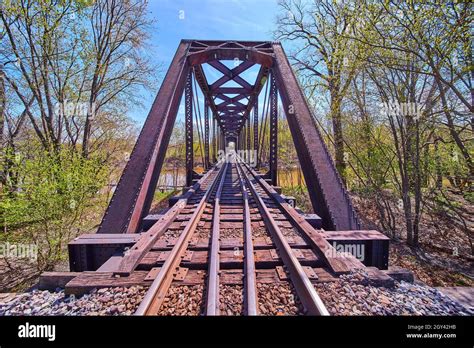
[97,41,191,234]
[271,42,360,231]
[236,66,269,134]
[206,161,229,315]
[216,98,247,110]
[187,46,273,68]
[188,39,272,48]
[204,99,210,169]
[246,112,251,160]
[185,71,194,187]
[212,116,217,162]
[68,234,139,272]
[193,64,224,130]
[220,132,225,151]
[208,60,254,90]
[268,72,278,186]
[211,87,252,94]
[253,99,258,164]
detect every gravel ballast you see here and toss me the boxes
[314,270,471,316]
[0,286,147,316]
[0,270,470,316]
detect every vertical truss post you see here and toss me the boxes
[253,99,259,169]
[210,116,216,163]
[223,132,226,152]
[239,131,243,152]
[185,71,194,187]
[238,131,241,151]
[204,99,210,169]
[246,125,249,161]
[213,117,217,162]
[246,113,251,163]
[269,72,278,186]
[220,130,224,151]
[242,126,246,161]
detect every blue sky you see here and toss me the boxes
[130,0,282,125]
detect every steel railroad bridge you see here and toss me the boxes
[41,40,391,316]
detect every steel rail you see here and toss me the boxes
[235,158,258,315]
[239,160,350,275]
[135,161,228,315]
[237,159,330,316]
[205,161,229,315]
[115,167,221,276]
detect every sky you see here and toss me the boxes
[129,0,282,125]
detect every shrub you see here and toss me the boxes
[0,145,108,271]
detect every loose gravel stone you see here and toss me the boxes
[163,229,182,239]
[2,270,468,316]
[252,226,269,238]
[280,227,302,238]
[195,228,211,239]
[220,228,243,239]
[219,285,243,315]
[314,269,470,316]
[257,282,304,315]
[158,285,204,316]
[0,286,147,316]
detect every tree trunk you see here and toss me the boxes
[435,138,443,189]
[435,75,474,182]
[0,67,5,185]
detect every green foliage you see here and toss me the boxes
[281,185,313,213]
[0,144,108,270]
[464,191,474,204]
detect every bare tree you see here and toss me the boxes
[0,0,155,156]
[82,0,154,157]
[275,0,369,182]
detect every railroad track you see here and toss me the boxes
[135,153,329,316]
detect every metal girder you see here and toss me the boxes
[211,87,252,94]
[208,60,254,90]
[236,66,269,134]
[271,42,360,230]
[215,94,249,103]
[246,111,251,160]
[193,65,224,130]
[268,73,278,186]
[212,116,217,162]
[253,99,258,160]
[97,41,191,234]
[185,71,194,187]
[204,99,210,169]
[216,97,247,110]
[187,41,274,68]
